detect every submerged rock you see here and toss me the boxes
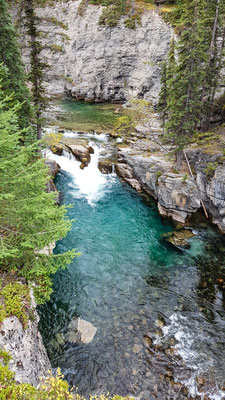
[66,317,97,344]
[163,229,195,250]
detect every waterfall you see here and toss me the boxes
[46,135,116,206]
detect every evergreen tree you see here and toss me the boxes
[200,0,225,129]
[24,0,46,141]
[0,0,34,141]
[158,61,167,128]
[159,0,225,165]
[0,65,77,303]
[166,0,206,151]
[158,38,176,129]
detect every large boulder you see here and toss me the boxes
[65,144,94,168]
[98,159,114,174]
[45,159,60,178]
[66,317,97,344]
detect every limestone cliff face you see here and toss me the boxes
[17,0,172,102]
[116,125,225,232]
[0,293,51,387]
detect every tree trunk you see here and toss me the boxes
[24,0,43,142]
[176,150,183,170]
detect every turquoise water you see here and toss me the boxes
[39,136,225,400]
[53,99,121,132]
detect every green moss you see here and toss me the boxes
[47,44,64,53]
[78,0,88,16]
[156,170,162,180]
[181,173,188,183]
[0,280,31,328]
[124,13,141,29]
[204,162,218,177]
[41,16,68,30]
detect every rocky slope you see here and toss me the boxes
[115,117,225,233]
[15,0,172,102]
[0,291,51,386]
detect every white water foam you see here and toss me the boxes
[160,312,225,400]
[46,137,116,206]
[63,131,108,142]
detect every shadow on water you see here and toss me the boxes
[39,133,225,400]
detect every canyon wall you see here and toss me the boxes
[16,0,172,102]
[116,130,225,233]
[0,291,51,386]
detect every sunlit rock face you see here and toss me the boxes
[15,0,172,102]
[0,293,50,387]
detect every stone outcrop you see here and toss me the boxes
[116,162,142,192]
[116,132,225,232]
[0,293,51,387]
[162,229,195,250]
[65,143,94,168]
[186,150,225,233]
[117,146,201,224]
[98,158,114,174]
[45,159,60,200]
[15,1,172,102]
[45,159,60,177]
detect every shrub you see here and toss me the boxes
[0,281,31,328]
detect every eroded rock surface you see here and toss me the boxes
[117,147,201,224]
[65,143,94,168]
[116,120,225,232]
[45,159,60,177]
[98,158,114,174]
[14,1,172,102]
[0,294,51,387]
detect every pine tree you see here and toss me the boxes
[158,37,176,129]
[0,65,77,303]
[200,0,225,129]
[158,61,167,129]
[24,0,46,141]
[159,0,225,165]
[0,0,34,141]
[161,0,211,165]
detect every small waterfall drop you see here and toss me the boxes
[46,134,116,205]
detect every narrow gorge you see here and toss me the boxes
[1,0,225,400]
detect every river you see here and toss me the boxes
[39,104,225,400]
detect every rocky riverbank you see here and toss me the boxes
[113,116,225,233]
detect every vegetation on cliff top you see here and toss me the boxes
[0,348,133,400]
[158,0,225,165]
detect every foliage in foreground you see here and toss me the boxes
[0,349,132,400]
[0,65,78,303]
[0,280,31,327]
[0,0,34,141]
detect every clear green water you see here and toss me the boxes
[52,99,121,132]
[39,134,225,399]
